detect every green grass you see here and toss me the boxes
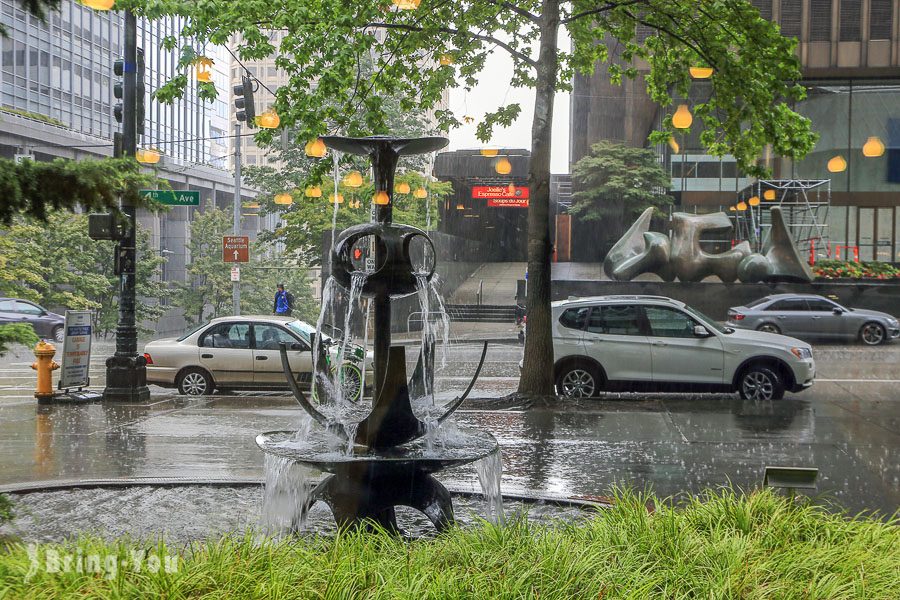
[0,488,897,598]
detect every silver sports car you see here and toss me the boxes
[726,294,899,345]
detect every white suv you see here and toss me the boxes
[550,295,815,401]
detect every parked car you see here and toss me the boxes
[0,298,65,342]
[143,316,374,398]
[544,295,815,401]
[726,294,899,346]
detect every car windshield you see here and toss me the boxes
[286,320,331,344]
[176,322,209,342]
[684,306,728,334]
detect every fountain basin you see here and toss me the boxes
[256,426,498,473]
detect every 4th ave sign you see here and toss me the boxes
[223,235,249,263]
[140,189,201,206]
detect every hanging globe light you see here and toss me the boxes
[373,190,390,205]
[329,192,344,204]
[304,138,327,158]
[862,136,885,158]
[274,193,293,205]
[480,147,499,157]
[827,155,847,173]
[728,206,736,212]
[672,104,693,129]
[495,157,512,175]
[343,170,364,188]
[748,196,760,207]
[689,66,713,79]
[394,182,411,194]
[737,201,748,211]
[305,186,322,198]
[194,57,214,83]
[392,0,421,9]
[413,187,428,199]
[256,109,280,129]
[80,0,114,9]
[135,148,161,164]
[243,201,260,209]
[439,54,454,66]
[763,189,776,201]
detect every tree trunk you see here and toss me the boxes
[517,0,559,397]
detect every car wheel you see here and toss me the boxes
[555,363,601,398]
[860,322,886,346]
[52,325,64,343]
[337,364,362,402]
[177,368,213,396]
[738,365,784,401]
[757,323,781,335]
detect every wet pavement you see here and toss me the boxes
[0,342,898,516]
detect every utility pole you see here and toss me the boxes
[233,121,242,315]
[103,10,150,402]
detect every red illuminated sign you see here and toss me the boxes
[471,185,529,208]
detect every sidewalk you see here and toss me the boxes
[393,320,521,345]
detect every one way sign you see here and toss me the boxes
[223,235,250,263]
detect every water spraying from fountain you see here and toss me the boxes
[258,136,497,534]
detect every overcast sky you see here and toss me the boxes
[447,40,572,174]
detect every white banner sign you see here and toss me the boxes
[59,311,93,389]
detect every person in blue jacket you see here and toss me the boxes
[273,284,294,316]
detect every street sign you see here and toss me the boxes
[140,189,201,206]
[223,235,250,263]
[230,266,240,282]
[59,311,93,390]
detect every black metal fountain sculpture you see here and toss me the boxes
[256,136,497,533]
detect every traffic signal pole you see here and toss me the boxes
[103,9,150,402]
[233,121,241,315]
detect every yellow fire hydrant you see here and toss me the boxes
[31,340,60,402]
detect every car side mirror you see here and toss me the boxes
[694,325,711,337]
[832,308,844,315]
[40,310,48,316]
[290,342,306,351]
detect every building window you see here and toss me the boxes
[780,0,802,38]
[809,0,833,42]
[869,0,893,40]
[751,0,772,21]
[839,0,861,41]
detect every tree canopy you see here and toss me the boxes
[119,0,817,395]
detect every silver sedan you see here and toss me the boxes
[143,316,373,397]
[727,294,899,345]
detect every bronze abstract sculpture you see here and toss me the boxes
[603,207,813,283]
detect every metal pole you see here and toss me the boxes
[104,9,149,402]
[233,122,241,315]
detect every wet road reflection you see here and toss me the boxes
[1,389,897,516]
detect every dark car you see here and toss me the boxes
[726,294,899,346]
[0,298,66,342]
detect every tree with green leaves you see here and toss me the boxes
[121,0,816,395]
[570,141,672,255]
[176,203,316,324]
[0,212,168,337]
[246,171,450,265]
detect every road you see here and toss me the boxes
[0,341,897,515]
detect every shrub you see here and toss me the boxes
[813,260,900,280]
[0,494,13,524]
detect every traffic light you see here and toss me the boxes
[135,48,145,137]
[353,247,365,262]
[233,75,256,126]
[113,49,145,136]
[113,59,124,124]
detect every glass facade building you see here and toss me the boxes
[1,0,227,165]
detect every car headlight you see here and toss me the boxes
[791,347,813,359]
[888,319,899,327]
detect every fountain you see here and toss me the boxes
[256,136,498,533]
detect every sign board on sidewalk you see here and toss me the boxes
[223,235,250,263]
[140,189,201,206]
[230,266,241,282]
[59,311,93,390]
[471,185,529,208]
